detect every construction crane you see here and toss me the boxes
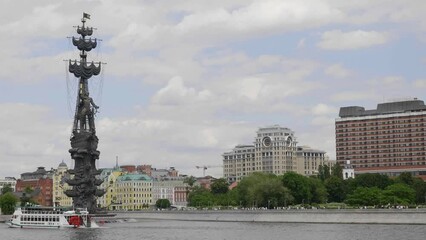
[195,165,222,177]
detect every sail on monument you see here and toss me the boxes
[64,13,105,214]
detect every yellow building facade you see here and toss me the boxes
[97,168,124,210]
[52,162,72,207]
[115,174,153,211]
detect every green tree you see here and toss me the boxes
[345,187,382,206]
[0,192,18,214]
[214,191,232,207]
[308,177,327,204]
[325,176,346,202]
[396,172,414,186]
[331,164,343,179]
[184,175,197,201]
[381,183,416,205]
[184,175,197,188]
[211,178,229,195]
[238,172,293,208]
[255,178,292,208]
[282,172,311,204]
[412,177,426,204]
[225,189,239,206]
[352,173,393,190]
[395,173,426,204]
[1,184,13,195]
[155,199,171,209]
[318,165,330,181]
[187,186,214,208]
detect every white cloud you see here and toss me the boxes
[311,116,334,126]
[297,38,306,49]
[201,54,321,114]
[0,103,70,177]
[329,0,426,26]
[95,116,257,177]
[324,64,352,78]
[312,103,338,116]
[413,79,426,88]
[318,30,389,50]
[107,0,344,52]
[235,77,265,101]
[151,76,212,105]
[373,76,405,88]
[331,91,375,102]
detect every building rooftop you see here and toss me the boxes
[58,161,68,168]
[256,124,292,133]
[339,99,426,118]
[296,145,325,153]
[117,173,152,181]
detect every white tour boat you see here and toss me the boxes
[6,206,98,229]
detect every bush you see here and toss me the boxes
[0,192,18,214]
[155,199,171,209]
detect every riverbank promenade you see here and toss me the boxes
[114,209,426,225]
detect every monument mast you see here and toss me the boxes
[65,13,105,213]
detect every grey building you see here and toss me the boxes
[223,125,332,182]
[296,146,334,176]
[223,145,255,183]
[152,177,188,207]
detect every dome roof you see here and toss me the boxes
[58,161,68,168]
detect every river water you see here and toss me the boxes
[1,218,424,240]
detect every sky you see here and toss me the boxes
[1,0,426,178]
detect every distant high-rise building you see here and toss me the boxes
[223,145,255,183]
[336,98,426,180]
[223,125,333,182]
[254,125,298,175]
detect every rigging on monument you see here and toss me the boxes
[64,13,105,214]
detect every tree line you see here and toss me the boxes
[187,165,426,209]
[0,185,39,214]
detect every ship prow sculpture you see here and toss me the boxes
[65,13,105,213]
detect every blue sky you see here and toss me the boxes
[1,0,426,178]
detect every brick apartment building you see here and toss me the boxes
[336,99,426,180]
[15,167,54,206]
